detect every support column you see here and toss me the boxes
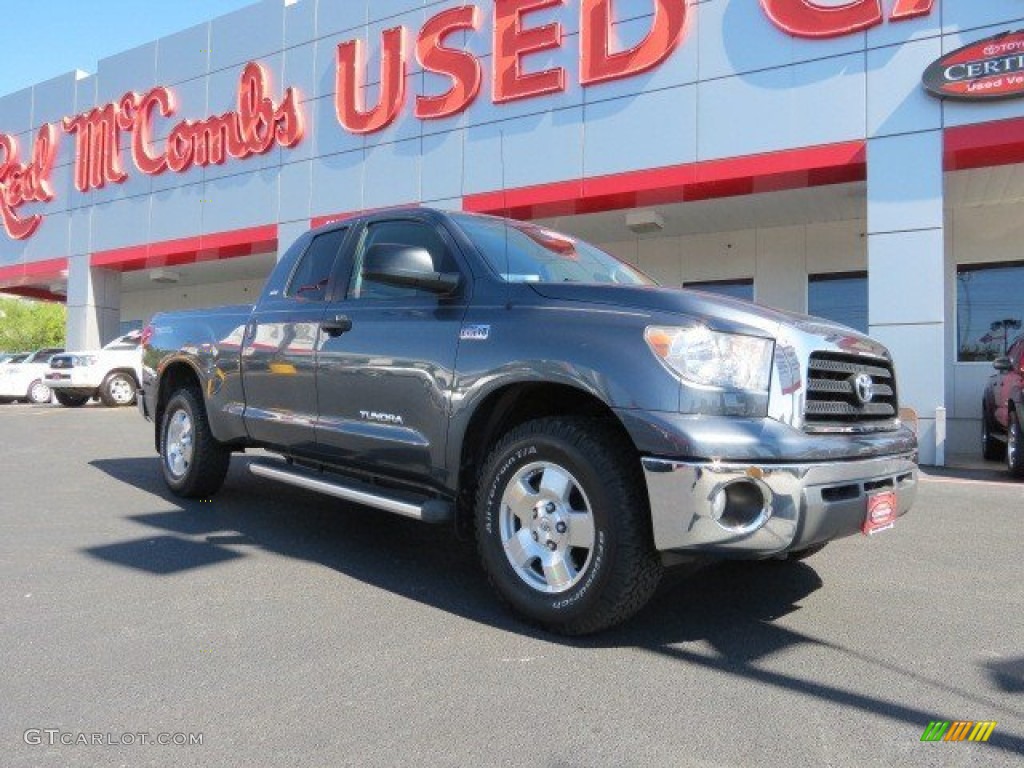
[867,131,946,465]
[66,254,121,350]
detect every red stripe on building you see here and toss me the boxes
[0,257,69,298]
[944,116,1024,172]
[463,141,868,219]
[90,224,278,272]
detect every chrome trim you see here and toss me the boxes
[249,460,437,521]
[642,453,917,554]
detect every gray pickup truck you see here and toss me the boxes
[140,208,917,634]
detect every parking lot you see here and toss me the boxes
[1,403,1021,767]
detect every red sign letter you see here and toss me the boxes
[760,0,882,39]
[581,0,687,86]
[493,0,566,104]
[890,0,934,21]
[130,87,176,175]
[416,6,483,120]
[335,28,408,134]
[0,126,58,240]
[63,104,128,192]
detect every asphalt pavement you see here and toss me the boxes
[1,403,1022,767]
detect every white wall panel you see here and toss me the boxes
[202,169,280,234]
[0,88,32,135]
[155,23,210,86]
[31,74,79,132]
[805,220,866,274]
[583,86,696,177]
[209,0,285,73]
[90,196,151,252]
[279,160,313,224]
[96,42,157,104]
[363,138,421,209]
[866,38,942,138]
[868,229,945,325]
[698,0,866,81]
[942,0,1024,34]
[754,225,806,313]
[697,54,866,162]
[310,149,365,219]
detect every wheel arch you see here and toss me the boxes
[154,359,204,453]
[454,381,639,535]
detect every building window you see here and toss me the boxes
[684,278,753,302]
[957,261,1024,362]
[808,272,868,334]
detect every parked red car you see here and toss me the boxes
[982,335,1024,476]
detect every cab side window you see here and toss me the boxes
[350,220,456,300]
[285,228,348,302]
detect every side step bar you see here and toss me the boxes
[248,460,453,524]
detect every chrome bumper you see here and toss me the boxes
[642,453,918,555]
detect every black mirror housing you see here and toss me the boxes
[363,244,460,295]
[993,356,1013,372]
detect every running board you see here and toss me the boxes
[248,460,453,524]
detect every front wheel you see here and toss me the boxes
[160,388,231,497]
[100,372,137,407]
[26,379,51,404]
[55,392,90,408]
[475,417,662,635]
[1007,410,1024,479]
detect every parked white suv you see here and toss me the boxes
[0,348,65,404]
[46,332,143,408]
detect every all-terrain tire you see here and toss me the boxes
[475,416,662,635]
[160,387,231,498]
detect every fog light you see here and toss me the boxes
[710,479,772,533]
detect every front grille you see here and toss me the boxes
[805,352,898,426]
[50,356,74,370]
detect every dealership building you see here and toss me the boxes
[1,0,1023,464]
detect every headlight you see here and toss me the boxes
[645,326,775,392]
[73,355,98,367]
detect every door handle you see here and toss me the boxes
[321,314,353,338]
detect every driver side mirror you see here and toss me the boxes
[993,356,1013,373]
[362,244,460,295]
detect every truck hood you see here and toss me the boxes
[528,283,889,357]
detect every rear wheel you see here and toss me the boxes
[55,392,89,408]
[982,408,1005,461]
[26,379,51,404]
[160,387,231,497]
[475,417,662,635]
[100,372,137,407]
[1007,410,1024,479]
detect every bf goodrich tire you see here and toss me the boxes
[54,392,89,408]
[100,372,137,407]
[475,417,662,635]
[160,387,231,498]
[1007,410,1024,479]
[982,408,1005,461]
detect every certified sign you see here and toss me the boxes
[923,30,1024,101]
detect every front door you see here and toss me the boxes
[242,226,350,453]
[315,216,469,486]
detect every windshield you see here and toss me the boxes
[452,214,655,286]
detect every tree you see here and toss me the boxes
[0,297,66,351]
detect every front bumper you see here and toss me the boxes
[643,453,917,555]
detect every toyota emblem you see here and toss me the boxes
[853,373,875,405]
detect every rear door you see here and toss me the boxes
[998,338,1024,429]
[314,215,470,484]
[242,227,351,453]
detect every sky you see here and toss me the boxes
[0,0,258,98]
